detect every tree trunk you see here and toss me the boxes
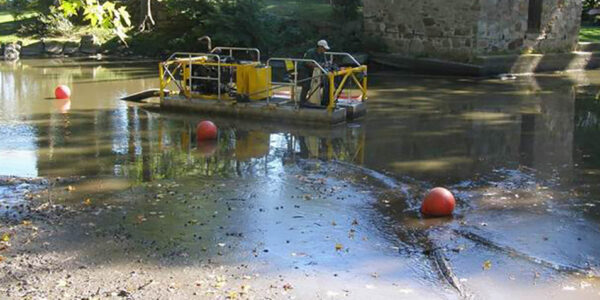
[138,0,155,32]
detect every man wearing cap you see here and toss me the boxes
[299,40,330,107]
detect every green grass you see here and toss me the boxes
[0,11,38,45]
[580,26,600,42]
[0,10,115,46]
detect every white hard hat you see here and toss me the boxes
[317,40,330,50]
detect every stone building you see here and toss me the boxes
[364,0,583,61]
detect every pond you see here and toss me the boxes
[1,58,599,298]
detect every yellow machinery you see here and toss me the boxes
[160,48,273,102]
[158,42,369,120]
[236,64,272,100]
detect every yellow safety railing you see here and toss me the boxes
[160,51,368,113]
[327,65,368,111]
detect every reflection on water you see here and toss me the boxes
[0,59,599,189]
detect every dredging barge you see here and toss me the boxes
[154,38,368,125]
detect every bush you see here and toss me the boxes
[332,0,361,20]
[17,7,73,37]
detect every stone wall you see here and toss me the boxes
[364,0,480,60]
[477,0,582,55]
[364,0,583,61]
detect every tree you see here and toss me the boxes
[57,0,131,43]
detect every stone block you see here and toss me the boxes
[425,27,443,37]
[63,41,80,55]
[508,38,524,50]
[44,41,64,54]
[409,39,424,54]
[20,41,44,56]
[423,18,436,27]
[79,35,99,54]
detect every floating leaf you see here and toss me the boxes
[0,256,4,262]
[83,198,92,206]
[482,260,492,270]
[335,243,343,251]
[56,278,68,288]
[1,233,10,242]
[22,220,32,226]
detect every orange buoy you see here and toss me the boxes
[196,121,218,141]
[421,187,456,217]
[55,85,71,99]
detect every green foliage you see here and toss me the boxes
[125,0,366,57]
[58,0,131,43]
[583,0,600,24]
[332,0,361,20]
[17,7,73,37]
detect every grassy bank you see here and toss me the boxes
[0,11,38,45]
[580,26,600,42]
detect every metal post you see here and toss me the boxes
[362,71,368,101]
[328,73,335,112]
[217,56,221,100]
[293,61,298,106]
[188,54,192,99]
[158,62,165,101]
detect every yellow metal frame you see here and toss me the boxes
[159,53,369,113]
[327,65,368,111]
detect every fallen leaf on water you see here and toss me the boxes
[136,215,146,223]
[83,199,92,206]
[66,185,75,192]
[335,243,343,251]
[0,256,4,262]
[227,291,238,299]
[1,233,10,242]
[283,283,293,291]
[352,219,359,225]
[482,260,492,270]
[22,220,32,226]
[56,278,68,288]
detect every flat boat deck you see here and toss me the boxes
[161,95,365,125]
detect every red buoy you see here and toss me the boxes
[196,121,218,141]
[421,187,456,217]
[55,85,71,99]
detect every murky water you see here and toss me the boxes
[1,58,600,298]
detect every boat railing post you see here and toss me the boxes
[293,61,298,107]
[328,73,335,112]
[188,53,192,99]
[324,52,361,67]
[217,54,221,101]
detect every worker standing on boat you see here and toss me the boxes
[300,40,331,107]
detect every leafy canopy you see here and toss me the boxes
[58,0,131,42]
